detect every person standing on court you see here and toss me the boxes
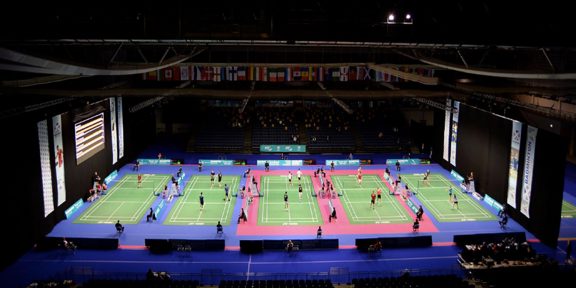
[284,191,289,209]
[199,192,205,209]
[224,184,230,201]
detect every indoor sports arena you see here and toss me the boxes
[1,1,576,287]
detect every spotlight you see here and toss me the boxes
[386,11,413,24]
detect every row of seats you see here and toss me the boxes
[219,279,333,288]
[82,279,199,288]
[352,275,472,288]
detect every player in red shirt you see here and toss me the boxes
[370,191,376,209]
[56,145,63,167]
[357,173,363,186]
[137,174,143,188]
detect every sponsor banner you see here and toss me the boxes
[385,159,426,165]
[449,101,460,166]
[104,170,118,185]
[198,159,234,166]
[117,97,125,159]
[520,125,537,217]
[110,98,118,164]
[325,160,360,166]
[257,160,303,166]
[65,199,84,219]
[450,170,464,183]
[507,120,523,208]
[138,159,172,165]
[484,194,504,211]
[52,114,66,206]
[443,98,452,162]
[260,144,306,153]
[154,200,166,220]
[406,198,419,214]
[38,120,54,217]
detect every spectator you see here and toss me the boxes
[567,240,572,262]
[115,220,125,233]
[412,218,420,232]
[416,205,424,221]
[286,240,294,252]
[147,207,156,222]
[329,207,337,222]
[216,221,223,235]
[237,208,247,223]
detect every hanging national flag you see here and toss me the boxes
[212,67,221,82]
[339,66,349,81]
[228,66,238,81]
[238,67,247,81]
[269,70,278,82]
[293,66,301,81]
[286,67,292,81]
[277,69,286,82]
[317,66,324,81]
[180,65,189,81]
[164,68,173,80]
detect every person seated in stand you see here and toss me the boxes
[115,220,125,233]
[317,226,323,238]
[100,183,108,195]
[146,207,156,222]
[412,218,420,232]
[368,240,382,253]
[62,237,76,252]
[499,212,508,229]
[237,208,248,223]
[216,221,223,234]
[329,207,337,222]
[285,240,295,252]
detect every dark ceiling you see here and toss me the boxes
[1,1,574,46]
[1,1,576,122]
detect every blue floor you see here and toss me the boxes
[2,152,575,287]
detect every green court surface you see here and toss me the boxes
[75,174,170,224]
[402,174,496,222]
[562,200,576,218]
[164,175,240,225]
[258,175,323,226]
[332,174,413,224]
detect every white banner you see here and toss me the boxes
[507,120,522,208]
[110,98,118,164]
[521,125,537,217]
[443,98,452,162]
[449,101,460,166]
[117,97,124,159]
[52,115,66,206]
[38,120,54,217]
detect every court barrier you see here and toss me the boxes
[145,239,225,253]
[356,236,432,252]
[240,239,339,254]
[36,237,118,250]
[453,232,526,247]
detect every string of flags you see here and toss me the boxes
[143,65,434,83]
